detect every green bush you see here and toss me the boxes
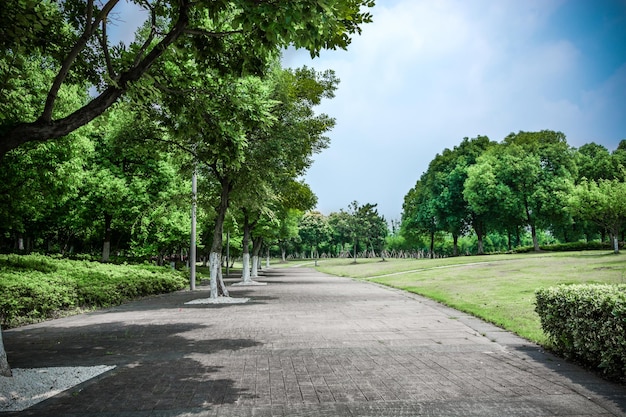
[515,241,619,253]
[0,255,187,328]
[535,284,626,380]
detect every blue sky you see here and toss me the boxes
[109,0,626,223]
[282,0,626,222]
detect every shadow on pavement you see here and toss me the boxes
[4,321,262,416]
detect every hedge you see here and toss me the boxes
[0,254,188,328]
[535,284,626,380]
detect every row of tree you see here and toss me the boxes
[288,202,389,260]
[0,0,375,376]
[400,131,626,256]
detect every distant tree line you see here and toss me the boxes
[278,201,389,261]
[398,131,626,256]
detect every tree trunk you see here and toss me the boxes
[452,234,459,256]
[241,212,251,284]
[429,230,435,259]
[209,177,232,298]
[217,262,229,296]
[473,218,485,255]
[611,227,620,254]
[0,326,11,377]
[281,246,287,262]
[102,212,112,262]
[251,237,263,278]
[531,224,540,252]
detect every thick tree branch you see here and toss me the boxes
[41,0,121,122]
[1,0,192,158]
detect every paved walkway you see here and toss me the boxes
[2,267,626,416]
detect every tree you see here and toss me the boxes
[229,65,336,278]
[570,179,626,253]
[575,142,614,182]
[0,0,374,157]
[401,180,440,257]
[465,131,575,252]
[79,103,187,262]
[427,136,494,255]
[464,151,520,254]
[346,202,388,260]
[299,211,331,259]
[328,210,353,256]
[500,131,576,251]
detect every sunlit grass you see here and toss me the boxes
[312,251,626,345]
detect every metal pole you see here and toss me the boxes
[190,168,197,291]
[226,230,230,278]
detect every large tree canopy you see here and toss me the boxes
[0,0,374,157]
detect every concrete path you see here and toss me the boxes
[2,267,625,416]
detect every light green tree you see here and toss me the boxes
[570,179,626,254]
[299,211,331,259]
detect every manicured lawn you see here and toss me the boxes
[313,251,626,345]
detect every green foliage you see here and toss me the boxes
[569,178,626,251]
[536,284,626,380]
[0,254,186,328]
[515,241,619,253]
[0,0,374,156]
[400,131,626,256]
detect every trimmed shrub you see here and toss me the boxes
[0,255,187,328]
[515,241,619,253]
[535,284,626,380]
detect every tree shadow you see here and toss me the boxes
[4,321,262,416]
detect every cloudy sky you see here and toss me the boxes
[110,0,626,222]
[282,0,626,222]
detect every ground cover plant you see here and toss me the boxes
[314,251,626,345]
[0,254,187,328]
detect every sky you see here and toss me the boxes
[110,0,626,223]
[281,0,626,222]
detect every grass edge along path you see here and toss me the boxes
[314,251,626,347]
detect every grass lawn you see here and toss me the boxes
[313,251,626,346]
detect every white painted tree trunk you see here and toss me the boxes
[218,265,229,297]
[209,251,220,298]
[241,253,252,283]
[251,255,259,278]
[613,236,619,254]
[0,327,11,377]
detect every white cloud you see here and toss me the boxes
[283,0,625,221]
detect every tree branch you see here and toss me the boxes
[132,3,159,67]
[1,0,193,158]
[183,28,243,37]
[99,19,115,79]
[41,0,121,122]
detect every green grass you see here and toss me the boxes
[313,251,626,345]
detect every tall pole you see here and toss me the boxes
[190,167,197,291]
[226,230,230,278]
